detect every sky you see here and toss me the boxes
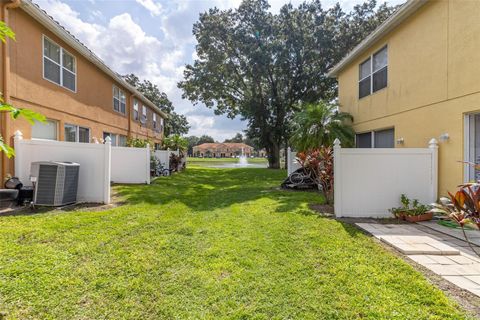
[34,0,404,142]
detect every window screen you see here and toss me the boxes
[374,128,394,148]
[359,46,388,98]
[79,127,90,143]
[43,37,76,91]
[32,119,57,140]
[356,132,372,148]
[64,124,76,142]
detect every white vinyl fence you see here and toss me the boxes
[333,138,438,218]
[111,146,150,184]
[286,147,302,175]
[14,131,111,203]
[154,149,180,171]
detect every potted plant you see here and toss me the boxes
[390,194,433,222]
[389,194,410,220]
[405,199,433,222]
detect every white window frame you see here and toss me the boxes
[42,35,77,93]
[141,105,147,124]
[113,85,127,115]
[133,99,139,121]
[32,119,58,141]
[359,45,388,99]
[355,127,394,148]
[153,113,157,130]
[64,124,90,143]
[103,132,128,146]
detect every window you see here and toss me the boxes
[160,117,164,132]
[359,46,388,98]
[141,105,147,124]
[356,132,372,148]
[103,132,127,147]
[153,113,157,130]
[103,132,116,146]
[374,128,394,148]
[43,36,76,91]
[133,99,139,121]
[118,135,127,147]
[64,124,90,143]
[32,119,57,140]
[113,86,126,114]
[356,128,394,148]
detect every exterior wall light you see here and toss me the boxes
[396,137,404,145]
[439,133,450,142]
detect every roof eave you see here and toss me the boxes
[327,0,428,78]
[20,0,168,120]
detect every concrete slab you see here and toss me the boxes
[355,222,480,296]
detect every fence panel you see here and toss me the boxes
[286,147,302,175]
[111,146,150,184]
[154,149,182,171]
[14,131,111,203]
[333,139,438,218]
[154,150,171,170]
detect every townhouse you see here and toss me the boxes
[0,0,167,181]
[329,0,480,195]
[192,143,254,158]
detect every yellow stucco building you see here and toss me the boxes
[329,0,480,196]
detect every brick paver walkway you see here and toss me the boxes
[356,222,480,297]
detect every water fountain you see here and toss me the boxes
[238,147,248,166]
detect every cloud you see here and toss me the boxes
[33,0,404,141]
[135,0,163,16]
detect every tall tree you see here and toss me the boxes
[179,0,396,168]
[224,133,244,143]
[186,135,200,155]
[124,74,190,136]
[198,135,215,144]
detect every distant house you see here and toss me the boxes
[328,0,480,195]
[192,143,254,158]
[0,0,167,181]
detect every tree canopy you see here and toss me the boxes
[125,74,190,136]
[179,0,397,168]
[224,133,244,143]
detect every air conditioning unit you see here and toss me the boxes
[30,161,80,206]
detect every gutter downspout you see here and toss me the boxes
[1,0,20,181]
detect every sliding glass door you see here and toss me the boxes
[465,114,480,182]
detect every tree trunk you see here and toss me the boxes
[267,141,281,169]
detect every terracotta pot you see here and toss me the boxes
[395,211,408,220]
[405,211,433,223]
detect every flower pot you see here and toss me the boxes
[405,211,433,223]
[394,211,408,220]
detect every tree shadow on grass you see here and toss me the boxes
[116,167,324,214]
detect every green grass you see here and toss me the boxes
[0,167,471,319]
[188,157,268,164]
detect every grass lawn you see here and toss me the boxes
[188,157,269,165]
[0,166,472,319]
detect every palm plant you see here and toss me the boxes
[289,101,354,151]
[163,134,188,153]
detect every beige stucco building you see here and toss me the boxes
[0,0,167,181]
[329,0,480,196]
[193,143,254,158]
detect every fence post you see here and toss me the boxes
[167,148,170,171]
[429,138,439,202]
[333,139,342,217]
[146,144,151,185]
[13,130,23,178]
[103,136,111,204]
[287,147,292,175]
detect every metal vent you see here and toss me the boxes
[32,161,80,206]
